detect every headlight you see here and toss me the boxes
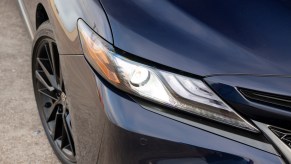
[78,20,259,133]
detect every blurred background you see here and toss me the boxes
[0,0,59,163]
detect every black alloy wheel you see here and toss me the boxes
[32,22,76,163]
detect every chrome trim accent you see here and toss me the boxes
[18,0,34,40]
[254,121,291,163]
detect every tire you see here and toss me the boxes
[32,21,76,164]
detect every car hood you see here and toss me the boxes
[100,0,291,77]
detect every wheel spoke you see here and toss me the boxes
[37,58,58,89]
[37,58,51,79]
[38,88,58,101]
[53,111,63,140]
[61,121,69,149]
[63,113,75,155]
[48,42,57,76]
[65,114,72,136]
[44,42,56,75]
[46,100,59,122]
[35,70,54,92]
[44,43,54,74]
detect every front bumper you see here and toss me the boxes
[60,55,284,164]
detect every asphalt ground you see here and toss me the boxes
[0,0,60,163]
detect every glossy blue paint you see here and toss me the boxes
[100,0,291,76]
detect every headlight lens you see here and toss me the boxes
[78,20,259,133]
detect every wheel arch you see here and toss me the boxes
[36,3,49,30]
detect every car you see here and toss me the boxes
[18,0,291,163]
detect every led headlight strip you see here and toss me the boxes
[78,20,259,133]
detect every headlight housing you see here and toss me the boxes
[78,20,259,133]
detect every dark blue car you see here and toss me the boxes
[18,0,291,163]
